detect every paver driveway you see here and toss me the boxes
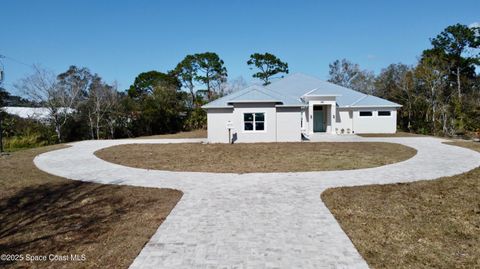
[34,137,480,269]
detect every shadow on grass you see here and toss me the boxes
[0,181,154,266]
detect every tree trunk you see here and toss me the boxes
[206,72,212,101]
[55,124,62,143]
[189,84,196,108]
[431,86,436,134]
[88,112,95,140]
[456,66,461,100]
[96,115,101,140]
[109,121,115,139]
[407,100,412,132]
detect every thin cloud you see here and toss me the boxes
[469,22,480,28]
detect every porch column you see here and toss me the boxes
[330,104,336,134]
[308,102,314,134]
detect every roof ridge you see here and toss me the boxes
[232,85,282,101]
[349,94,369,107]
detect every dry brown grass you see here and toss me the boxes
[322,141,480,269]
[96,142,416,173]
[0,145,182,269]
[357,131,427,137]
[135,129,207,139]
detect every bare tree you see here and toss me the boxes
[223,76,248,95]
[87,77,120,139]
[14,65,82,141]
[415,52,449,134]
[104,82,120,139]
[328,59,376,94]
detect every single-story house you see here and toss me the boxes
[202,73,401,143]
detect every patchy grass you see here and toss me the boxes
[96,142,416,173]
[322,141,480,269]
[135,129,207,139]
[357,131,427,137]
[0,146,182,268]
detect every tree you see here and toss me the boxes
[127,71,185,136]
[0,87,9,106]
[375,64,417,131]
[85,76,120,139]
[194,52,227,101]
[328,59,375,94]
[127,71,180,98]
[15,66,83,142]
[428,24,480,133]
[173,55,198,108]
[247,53,289,85]
[224,76,248,95]
[104,81,121,139]
[431,23,480,100]
[415,49,450,134]
[0,87,8,153]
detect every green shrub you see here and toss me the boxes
[3,133,49,151]
[183,108,207,130]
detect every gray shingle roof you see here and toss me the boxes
[202,73,401,109]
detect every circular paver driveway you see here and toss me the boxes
[35,137,480,269]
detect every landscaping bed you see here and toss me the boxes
[0,146,182,268]
[322,141,480,268]
[95,142,416,173]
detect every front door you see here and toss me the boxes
[313,106,325,132]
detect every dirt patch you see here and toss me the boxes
[96,142,416,173]
[321,141,480,269]
[0,145,182,268]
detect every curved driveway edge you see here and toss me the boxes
[34,137,480,269]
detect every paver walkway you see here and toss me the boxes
[34,137,480,269]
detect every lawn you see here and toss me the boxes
[95,142,416,173]
[322,141,480,269]
[357,131,427,137]
[0,146,182,268]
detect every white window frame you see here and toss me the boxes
[243,112,266,132]
[359,111,373,117]
[377,110,392,117]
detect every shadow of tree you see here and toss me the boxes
[0,181,151,266]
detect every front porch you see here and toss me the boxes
[302,96,338,135]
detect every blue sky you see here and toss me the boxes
[1,0,478,94]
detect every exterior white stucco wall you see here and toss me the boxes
[231,103,277,143]
[276,107,302,142]
[352,108,397,134]
[206,104,398,143]
[335,108,354,134]
[206,108,233,143]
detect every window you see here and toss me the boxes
[359,111,372,117]
[244,113,265,131]
[378,111,391,116]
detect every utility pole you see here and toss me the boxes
[0,54,5,153]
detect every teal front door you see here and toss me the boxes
[313,109,325,132]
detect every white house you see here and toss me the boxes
[2,107,74,123]
[202,73,401,143]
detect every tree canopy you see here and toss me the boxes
[173,52,228,108]
[0,87,9,106]
[328,59,375,94]
[194,52,228,100]
[128,71,180,98]
[247,53,289,85]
